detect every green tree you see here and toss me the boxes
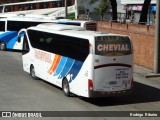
[89,0,111,20]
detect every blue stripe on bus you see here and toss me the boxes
[58,58,75,79]
[7,36,18,49]
[68,60,83,83]
[53,56,68,76]
[0,32,13,39]
[58,21,81,26]
[0,31,18,49]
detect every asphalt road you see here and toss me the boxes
[0,51,160,120]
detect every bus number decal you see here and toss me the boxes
[115,68,130,80]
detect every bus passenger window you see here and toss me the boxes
[18,5,22,11]
[40,3,44,9]
[0,6,3,13]
[4,6,11,12]
[0,21,5,31]
[13,5,19,11]
[25,4,31,10]
[43,3,47,8]
[48,2,53,8]
[32,4,36,9]
[35,3,40,9]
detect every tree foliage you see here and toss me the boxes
[89,0,111,20]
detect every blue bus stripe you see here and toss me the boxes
[68,60,83,83]
[0,32,13,39]
[58,58,75,79]
[0,31,18,44]
[7,36,18,49]
[58,21,81,26]
[53,57,68,76]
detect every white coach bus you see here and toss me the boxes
[18,23,133,98]
[0,15,96,51]
[0,0,62,14]
[0,0,84,19]
[56,19,97,31]
[0,16,56,50]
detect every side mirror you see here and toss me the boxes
[18,29,26,43]
[18,35,21,43]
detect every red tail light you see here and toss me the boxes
[88,79,93,91]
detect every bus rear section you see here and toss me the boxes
[89,35,133,97]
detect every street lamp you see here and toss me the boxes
[65,0,68,18]
[154,0,160,73]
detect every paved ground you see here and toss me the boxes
[0,51,160,120]
[134,65,160,89]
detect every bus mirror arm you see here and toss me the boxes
[18,29,27,43]
[18,36,21,43]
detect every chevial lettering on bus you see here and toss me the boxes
[97,44,129,52]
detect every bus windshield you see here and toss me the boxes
[95,36,132,56]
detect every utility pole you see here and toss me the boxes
[75,0,78,19]
[65,0,68,18]
[154,0,160,73]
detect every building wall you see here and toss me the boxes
[97,21,155,69]
[121,0,156,4]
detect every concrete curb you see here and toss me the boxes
[145,73,160,78]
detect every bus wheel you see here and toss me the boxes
[62,78,70,97]
[0,42,6,51]
[30,65,38,80]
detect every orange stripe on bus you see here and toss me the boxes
[48,55,59,74]
[49,55,62,74]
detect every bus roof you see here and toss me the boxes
[57,19,96,25]
[28,24,128,40]
[0,13,18,18]
[0,0,61,6]
[0,13,63,20]
[37,23,85,31]
[0,15,57,22]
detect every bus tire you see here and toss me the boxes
[30,65,38,80]
[0,42,6,51]
[62,78,70,97]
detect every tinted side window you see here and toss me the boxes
[27,30,89,61]
[7,21,21,31]
[4,6,11,12]
[0,6,3,13]
[54,1,61,7]
[0,21,5,31]
[7,21,44,31]
[22,34,29,55]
